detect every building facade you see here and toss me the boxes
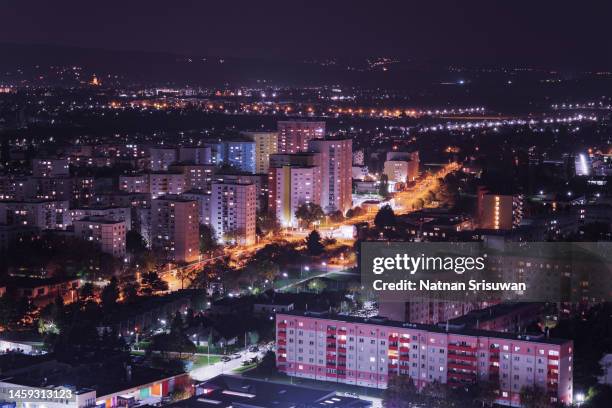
[308,139,352,214]
[151,195,199,263]
[73,216,127,258]
[210,181,256,246]
[277,121,325,154]
[276,312,573,407]
[242,131,279,174]
[273,165,322,228]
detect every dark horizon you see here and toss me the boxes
[1,0,612,69]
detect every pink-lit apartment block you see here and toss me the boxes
[276,311,572,407]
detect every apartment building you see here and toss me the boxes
[308,139,353,214]
[478,187,524,230]
[32,157,70,178]
[73,216,127,258]
[0,199,71,230]
[149,172,187,199]
[151,195,199,263]
[119,174,149,193]
[273,165,322,228]
[277,121,325,153]
[276,311,572,407]
[149,146,178,171]
[210,181,256,246]
[242,131,279,174]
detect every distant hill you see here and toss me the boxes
[0,43,449,88]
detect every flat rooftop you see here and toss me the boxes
[278,310,570,345]
[169,375,369,408]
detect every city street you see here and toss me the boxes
[190,348,265,381]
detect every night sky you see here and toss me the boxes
[1,0,612,68]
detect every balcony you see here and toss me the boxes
[278,322,287,329]
[277,356,287,362]
[327,327,337,335]
[448,344,476,353]
[448,362,476,371]
[399,346,410,353]
[388,345,398,352]
[489,354,499,362]
[278,330,286,338]
[277,339,286,346]
[388,363,398,370]
[548,354,560,361]
[449,353,477,362]
[337,356,347,364]
[326,346,336,352]
[399,355,410,362]
[338,329,347,336]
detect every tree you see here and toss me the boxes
[0,295,32,328]
[79,282,95,301]
[379,173,390,198]
[308,278,327,293]
[346,206,366,219]
[374,204,396,229]
[122,280,140,302]
[295,203,325,228]
[199,224,218,253]
[519,385,548,408]
[305,230,325,256]
[150,312,195,358]
[256,213,280,236]
[382,374,418,408]
[257,259,280,285]
[140,271,169,295]
[584,384,612,408]
[101,277,120,309]
[475,381,498,407]
[126,230,148,254]
[328,210,345,223]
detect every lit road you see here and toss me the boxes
[159,162,459,291]
[190,349,264,381]
[226,162,460,261]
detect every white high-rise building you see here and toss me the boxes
[242,131,278,174]
[308,139,352,214]
[211,181,256,246]
[274,166,322,227]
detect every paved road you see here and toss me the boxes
[190,349,263,381]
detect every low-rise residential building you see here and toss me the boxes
[73,216,127,258]
[276,311,573,406]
